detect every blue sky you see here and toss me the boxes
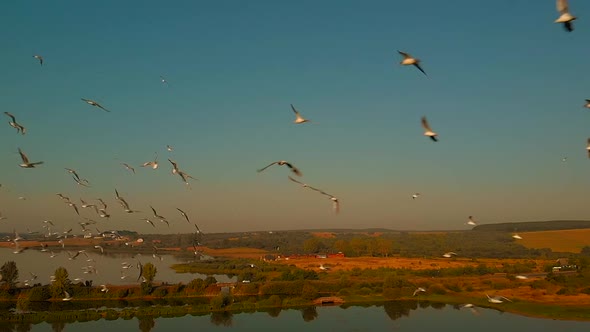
[1,0,589,234]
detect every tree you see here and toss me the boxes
[142,263,157,284]
[303,238,323,253]
[0,261,19,288]
[376,238,393,257]
[138,316,155,332]
[50,267,71,299]
[141,263,157,294]
[301,306,318,322]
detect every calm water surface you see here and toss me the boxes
[3,303,588,332]
[0,249,235,285]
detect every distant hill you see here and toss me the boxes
[473,220,590,232]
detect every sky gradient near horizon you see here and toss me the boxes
[1,0,590,235]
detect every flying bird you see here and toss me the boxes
[33,55,43,66]
[4,112,26,135]
[122,163,136,174]
[141,153,159,169]
[586,138,590,158]
[421,116,438,142]
[257,160,302,176]
[512,234,523,240]
[443,252,458,258]
[160,76,168,85]
[411,193,420,200]
[584,99,590,109]
[467,216,477,226]
[486,294,512,304]
[291,104,311,124]
[81,98,110,112]
[100,284,109,293]
[18,148,44,168]
[555,0,576,32]
[62,291,72,301]
[5,114,27,136]
[398,51,427,76]
[177,208,191,223]
[413,287,426,296]
[166,145,174,152]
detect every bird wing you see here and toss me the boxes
[284,162,302,176]
[95,103,110,112]
[257,161,278,173]
[290,104,300,116]
[413,63,428,76]
[398,50,411,58]
[288,175,302,184]
[421,116,433,132]
[557,0,569,14]
[4,112,16,122]
[150,206,158,216]
[18,148,30,164]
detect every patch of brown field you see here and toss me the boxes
[311,232,336,238]
[277,256,550,273]
[519,229,590,253]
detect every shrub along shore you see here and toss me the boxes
[2,256,590,323]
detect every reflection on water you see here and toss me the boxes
[0,301,588,331]
[0,249,235,285]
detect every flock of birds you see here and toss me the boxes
[0,0,588,305]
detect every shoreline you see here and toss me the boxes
[1,292,589,323]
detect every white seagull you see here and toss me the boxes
[100,284,109,293]
[33,55,44,66]
[421,116,438,142]
[166,145,174,152]
[442,252,458,258]
[555,0,576,32]
[291,104,311,124]
[122,163,136,174]
[413,287,427,296]
[512,234,523,240]
[486,294,512,304]
[4,112,26,135]
[586,138,590,158]
[62,291,72,301]
[398,51,427,76]
[412,193,420,200]
[584,99,590,109]
[466,216,477,226]
[81,98,110,112]
[257,160,302,176]
[18,148,44,168]
[141,153,159,169]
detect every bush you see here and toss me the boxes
[427,284,447,295]
[443,282,462,293]
[357,287,372,295]
[28,286,51,301]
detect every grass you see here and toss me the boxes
[519,229,590,253]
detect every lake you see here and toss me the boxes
[0,249,235,286]
[2,302,589,332]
